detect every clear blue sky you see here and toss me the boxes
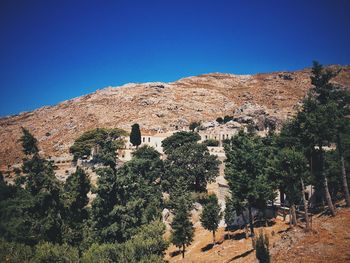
[1,0,350,116]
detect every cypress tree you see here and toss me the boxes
[130,123,141,148]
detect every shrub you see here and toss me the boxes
[82,243,121,263]
[0,239,33,263]
[203,139,219,147]
[32,242,79,263]
[189,121,201,131]
[216,117,224,124]
[223,115,233,123]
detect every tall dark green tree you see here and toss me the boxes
[200,194,222,244]
[21,136,63,244]
[224,130,276,244]
[292,62,341,216]
[90,167,119,243]
[0,129,64,245]
[20,127,39,155]
[130,123,141,148]
[91,146,163,244]
[310,61,350,208]
[62,167,91,248]
[171,197,194,259]
[330,88,350,206]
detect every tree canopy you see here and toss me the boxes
[161,131,200,154]
[69,128,126,162]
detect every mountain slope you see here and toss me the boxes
[1,65,350,170]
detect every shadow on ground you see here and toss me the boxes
[227,249,254,262]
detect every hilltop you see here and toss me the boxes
[1,65,350,169]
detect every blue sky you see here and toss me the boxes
[1,0,350,116]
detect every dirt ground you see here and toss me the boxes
[272,206,350,263]
[164,206,350,263]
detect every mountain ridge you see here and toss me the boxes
[1,65,350,170]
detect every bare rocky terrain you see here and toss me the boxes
[1,65,350,170]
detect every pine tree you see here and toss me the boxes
[224,130,276,244]
[296,86,337,216]
[62,167,91,248]
[91,146,163,243]
[130,123,141,148]
[20,127,39,155]
[171,199,194,259]
[0,129,64,245]
[91,167,118,243]
[200,194,222,244]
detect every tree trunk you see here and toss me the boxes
[241,212,249,239]
[182,244,185,258]
[213,230,216,244]
[337,134,350,207]
[195,176,200,192]
[290,203,297,226]
[300,178,310,231]
[320,146,337,216]
[248,205,255,248]
[280,189,287,221]
[262,208,268,227]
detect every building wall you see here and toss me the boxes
[198,130,238,146]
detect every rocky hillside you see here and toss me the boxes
[1,65,350,170]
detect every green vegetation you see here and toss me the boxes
[216,117,224,124]
[0,129,167,262]
[20,127,39,155]
[170,198,194,259]
[203,139,219,147]
[0,61,349,262]
[224,130,276,241]
[189,121,201,131]
[200,194,222,244]
[164,141,220,192]
[91,145,163,244]
[61,167,91,248]
[130,123,142,147]
[82,220,167,263]
[69,128,126,164]
[273,148,308,227]
[223,115,233,123]
[161,131,200,154]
